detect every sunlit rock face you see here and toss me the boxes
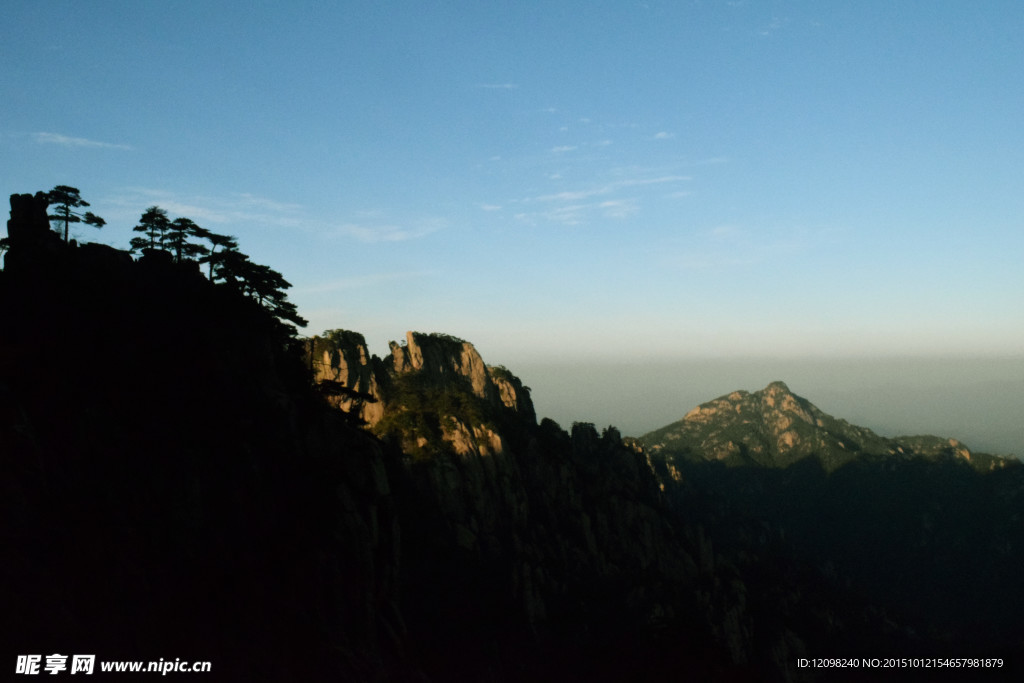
[388,331,537,420]
[307,330,536,427]
[641,380,1002,471]
[391,331,493,400]
[307,330,385,425]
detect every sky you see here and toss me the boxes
[2,2,1022,450]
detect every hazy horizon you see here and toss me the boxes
[318,327,1024,458]
[513,355,1024,459]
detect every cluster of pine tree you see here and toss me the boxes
[4,184,306,332]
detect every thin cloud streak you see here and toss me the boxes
[535,175,690,203]
[106,188,303,228]
[331,222,439,243]
[296,270,435,294]
[598,199,638,218]
[34,132,133,150]
[510,174,693,226]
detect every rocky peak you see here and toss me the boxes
[305,330,537,426]
[642,381,1003,472]
[308,330,385,425]
[4,192,62,274]
[390,331,495,402]
[756,380,818,428]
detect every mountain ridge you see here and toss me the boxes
[641,379,1012,472]
[308,328,1015,475]
[304,329,1024,679]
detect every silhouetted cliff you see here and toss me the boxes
[2,197,407,681]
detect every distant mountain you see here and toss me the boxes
[641,380,1011,472]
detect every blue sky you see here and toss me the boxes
[3,0,1023,363]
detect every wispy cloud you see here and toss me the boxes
[233,192,303,214]
[34,132,132,150]
[296,270,435,294]
[758,17,789,36]
[539,204,589,226]
[522,197,639,226]
[694,156,730,165]
[653,131,674,140]
[599,199,639,218]
[331,221,439,243]
[515,174,691,226]
[535,175,690,203]
[537,189,598,202]
[617,175,691,188]
[549,138,612,154]
[479,203,502,212]
[106,188,302,228]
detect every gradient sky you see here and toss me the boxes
[3,0,1023,363]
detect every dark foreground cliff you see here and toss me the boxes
[4,191,1024,681]
[2,201,406,681]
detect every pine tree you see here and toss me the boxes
[198,230,239,280]
[212,247,307,330]
[130,206,171,254]
[165,217,210,263]
[47,185,105,244]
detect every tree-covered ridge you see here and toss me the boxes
[3,185,305,333]
[1,190,404,681]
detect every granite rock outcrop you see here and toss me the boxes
[308,330,536,429]
[305,330,769,679]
